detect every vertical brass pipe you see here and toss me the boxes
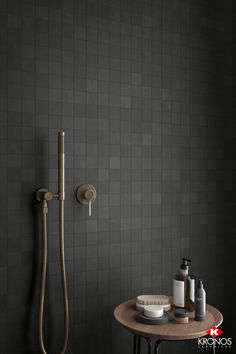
[58,132,65,201]
[59,200,69,353]
[58,132,69,354]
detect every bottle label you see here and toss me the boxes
[173,279,185,307]
[181,269,188,276]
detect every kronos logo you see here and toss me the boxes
[198,327,232,349]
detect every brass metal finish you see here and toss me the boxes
[58,132,65,201]
[39,200,48,354]
[36,189,59,202]
[36,131,69,354]
[43,191,53,201]
[76,184,96,216]
[36,188,49,202]
[59,200,69,353]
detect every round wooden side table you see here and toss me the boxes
[114,299,223,354]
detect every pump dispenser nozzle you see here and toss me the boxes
[181,258,191,271]
[197,279,206,288]
[182,258,191,264]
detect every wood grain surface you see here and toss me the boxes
[114,299,223,340]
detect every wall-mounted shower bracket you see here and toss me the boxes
[76,184,96,216]
[35,188,59,202]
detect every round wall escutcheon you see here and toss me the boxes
[76,184,96,205]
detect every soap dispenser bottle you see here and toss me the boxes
[195,279,206,321]
[173,258,191,308]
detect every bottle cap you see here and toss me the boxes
[174,308,189,318]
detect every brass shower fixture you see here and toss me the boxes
[76,184,96,216]
[35,132,69,354]
[35,132,97,354]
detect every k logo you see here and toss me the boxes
[206,327,224,337]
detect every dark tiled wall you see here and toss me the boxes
[0,0,233,353]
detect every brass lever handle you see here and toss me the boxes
[84,190,93,216]
[76,184,96,216]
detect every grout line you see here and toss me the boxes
[160,0,163,295]
[6,0,9,351]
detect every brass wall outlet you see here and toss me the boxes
[35,188,49,202]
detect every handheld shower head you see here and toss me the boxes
[58,131,65,201]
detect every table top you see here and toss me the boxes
[114,299,223,341]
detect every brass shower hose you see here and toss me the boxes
[38,132,69,354]
[39,200,69,354]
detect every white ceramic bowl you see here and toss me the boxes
[143,305,164,318]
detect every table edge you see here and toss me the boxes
[114,299,223,341]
